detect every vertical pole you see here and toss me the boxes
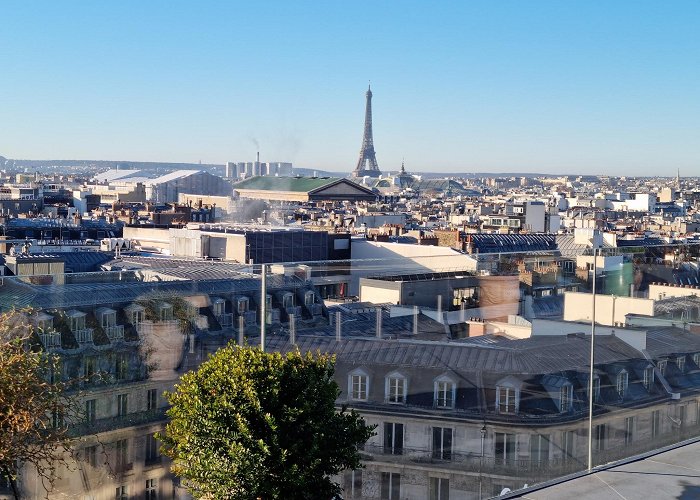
[260,264,267,352]
[376,307,382,339]
[587,248,598,471]
[413,306,419,336]
[335,311,342,341]
[437,295,443,323]
[479,426,485,500]
[238,315,244,346]
[290,314,296,345]
[460,300,466,322]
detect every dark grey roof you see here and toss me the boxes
[0,273,308,310]
[645,327,700,358]
[469,234,558,254]
[264,332,645,376]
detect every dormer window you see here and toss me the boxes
[560,384,573,413]
[658,360,667,375]
[385,373,407,404]
[348,370,369,402]
[496,376,521,414]
[676,356,686,373]
[497,386,517,413]
[616,370,628,398]
[236,297,249,314]
[643,366,655,390]
[434,376,456,409]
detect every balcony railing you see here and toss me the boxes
[362,444,586,481]
[217,313,234,328]
[69,408,167,437]
[74,328,94,344]
[104,325,125,341]
[39,332,62,350]
[136,320,182,335]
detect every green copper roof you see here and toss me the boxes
[233,176,344,192]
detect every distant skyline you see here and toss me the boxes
[1,1,699,176]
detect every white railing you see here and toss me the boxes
[217,313,234,328]
[104,325,124,341]
[39,332,62,349]
[74,328,94,344]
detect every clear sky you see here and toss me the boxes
[1,1,699,175]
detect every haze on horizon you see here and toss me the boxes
[1,1,699,177]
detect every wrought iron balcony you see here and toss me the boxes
[69,408,167,437]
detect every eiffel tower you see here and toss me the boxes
[352,84,381,178]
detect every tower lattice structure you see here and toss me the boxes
[353,85,381,178]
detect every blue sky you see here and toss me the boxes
[1,1,699,175]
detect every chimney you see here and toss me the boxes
[257,151,260,163]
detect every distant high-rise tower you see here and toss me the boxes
[353,85,381,178]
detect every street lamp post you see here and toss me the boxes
[587,248,598,471]
[479,423,487,500]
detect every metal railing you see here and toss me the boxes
[104,325,125,340]
[39,331,62,349]
[217,313,234,327]
[74,328,94,344]
[69,408,167,437]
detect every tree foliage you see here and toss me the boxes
[158,345,374,499]
[0,310,74,499]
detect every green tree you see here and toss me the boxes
[158,345,375,500]
[0,310,74,500]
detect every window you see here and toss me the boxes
[434,378,455,409]
[495,433,516,465]
[676,356,686,373]
[432,427,453,460]
[624,417,634,445]
[429,477,450,500]
[380,472,400,500]
[560,385,573,413]
[693,353,700,367]
[530,434,550,465]
[695,400,700,426]
[145,433,160,464]
[115,485,128,500]
[383,422,403,455]
[84,356,96,380]
[643,367,654,390]
[349,373,368,401]
[679,405,687,429]
[658,360,667,376]
[385,375,406,404]
[616,370,628,398]
[147,389,158,411]
[117,394,128,417]
[85,399,96,423]
[651,410,661,438]
[593,424,606,451]
[496,386,516,414]
[562,431,575,461]
[51,409,64,429]
[145,478,157,500]
[343,470,362,499]
[115,354,128,381]
[115,439,129,472]
[84,445,97,468]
